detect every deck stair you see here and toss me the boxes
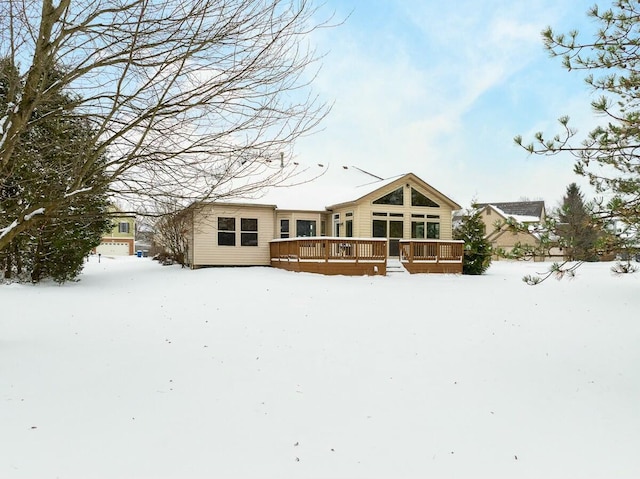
[386,258,408,276]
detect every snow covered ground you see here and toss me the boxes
[2,257,640,478]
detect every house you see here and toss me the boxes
[184,172,463,275]
[475,201,552,259]
[95,207,136,256]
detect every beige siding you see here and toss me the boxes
[480,207,502,237]
[329,176,456,241]
[187,173,461,267]
[481,206,546,259]
[488,229,540,258]
[489,229,538,249]
[191,204,276,266]
[275,210,329,238]
[329,206,362,237]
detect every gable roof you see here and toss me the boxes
[477,201,545,222]
[254,166,461,211]
[322,174,403,208]
[326,172,462,210]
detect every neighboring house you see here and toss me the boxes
[475,201,556,259]
[184,172,462,273]
[95,208,136,256]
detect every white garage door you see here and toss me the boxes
[96,242,130,256]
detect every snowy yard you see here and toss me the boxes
[2,256,640,478]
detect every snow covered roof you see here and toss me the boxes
[324,174,406,208]
[242,165,391,210]
[250,167,461,211]
[477,201,545,223]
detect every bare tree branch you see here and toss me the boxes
[1,0,333,249]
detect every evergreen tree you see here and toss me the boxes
[1,61,111,283]
[454,206,492,275]
[515,1,640,233]
[557,183,600,261]
[29,205,110,283]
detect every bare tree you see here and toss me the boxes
[153,203,191,266]
[0,0,331,251]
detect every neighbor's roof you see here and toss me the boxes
[477,201,545,222]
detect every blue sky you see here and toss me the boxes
[288,0,603,210]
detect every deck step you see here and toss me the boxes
[386,259,408,275]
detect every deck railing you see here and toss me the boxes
[270,237,387,275]
[269,238,464,275]
[399,239,464,262]
[399,239,464,273]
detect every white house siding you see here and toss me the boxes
[191,204,276,267]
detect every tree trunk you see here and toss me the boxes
[14,240,22,274]
[3,250,12,279]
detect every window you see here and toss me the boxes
[373,187,404,205]
[218,217,235,246]
[411,188,439,207]
[296,220,316,237]
[343,212,354,237]
[346,219,353,237]
[389,220,403,239]
[427,222,440,239]
[241,218,258,246]
[412,221,439,239]
[280,219,289,239]
[321,220,326,236]
[118,222,130,233]
[411,221,425,239]
[372,220,387,238]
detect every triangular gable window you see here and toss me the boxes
[373,187,404,205]
[411,188,439,207]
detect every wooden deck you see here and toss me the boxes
[270,238,465,275]
[270,237,387,275]
[399,239,464,274]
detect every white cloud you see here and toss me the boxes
[292,0,599,209]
